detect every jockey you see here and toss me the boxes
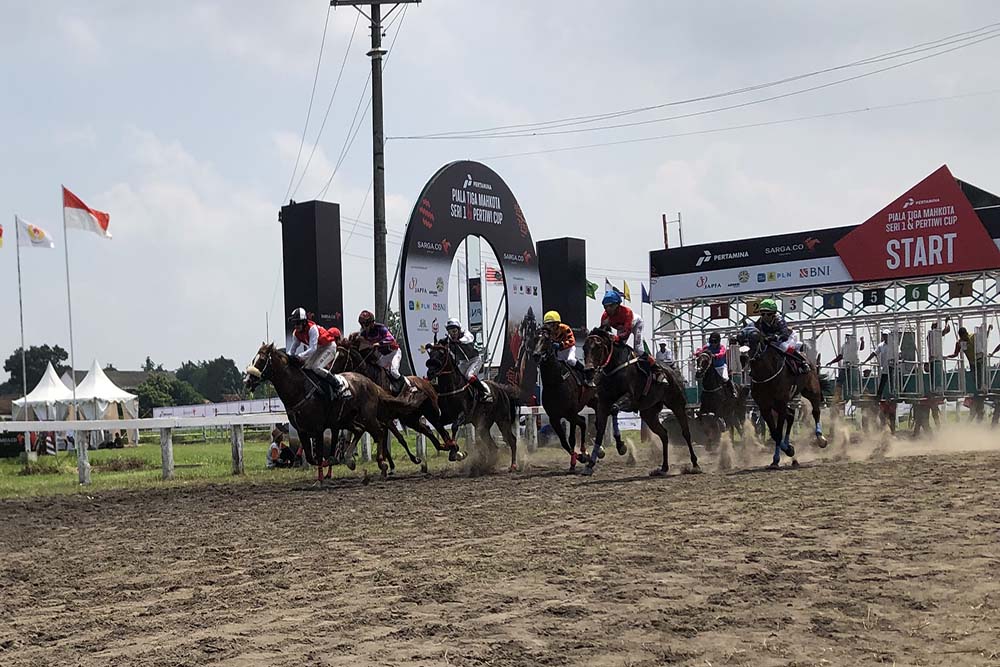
[542,310,582,370]
[444,318,493,402]
[357,309,405,390]
[600,291,645,359]
[287,308,348,397]
[694,332,729,381]
[754,299,811,372]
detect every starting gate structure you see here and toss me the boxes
[648,165,1000,414]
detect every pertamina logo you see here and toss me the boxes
[696,248,749,267]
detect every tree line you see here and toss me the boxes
[2,346,255,417]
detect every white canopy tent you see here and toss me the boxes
[69,360,140,447]
[12,362,74,420]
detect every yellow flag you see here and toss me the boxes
[623,281,631,302]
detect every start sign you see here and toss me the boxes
[834,165,1000,282]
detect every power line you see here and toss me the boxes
[476,88,1000,160]
[316,4,408,201]
[392,21,1000,140]
[281,3,332,203]
[290,11,361,199]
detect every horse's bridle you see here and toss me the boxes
[586,333,638,379]
[742,335,785,385]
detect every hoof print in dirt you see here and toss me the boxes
[683,465,703,475]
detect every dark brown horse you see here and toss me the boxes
[244,343,421,481]
[333,334,466,464]
[425,342,524,472]
[582,328,699,477]
[531,327,595,470]
[735,326,828,469]
[695,351,747,445]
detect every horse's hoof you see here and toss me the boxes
[616,441,628,456]
[411,457,422,466]
[509,464,518,473]
[685,464,703,474]
[580,465,595,477]
[767,462,781,470]
[449,449,467,462]
[815,434,828,448]
[791,459,800,468]
[785,444,796,458]
[577,452,591,465]
[649,468,667,477]
[421,462,429,474]
[362,471,371,485]
[345,457,356,471]
[594,446,606,460]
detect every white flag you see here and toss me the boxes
[15,215,55,249]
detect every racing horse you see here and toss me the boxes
[244,343,420,481]
[582,327,699,477]
[333,334,467,464]
[531,327,596,471]
[735,326,828,469]
[425,342,524,472]
[694,350,747,445]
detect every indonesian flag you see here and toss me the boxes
[15,215,55,248]
[63,186,111,239]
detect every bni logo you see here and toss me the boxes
[695,250,712,267]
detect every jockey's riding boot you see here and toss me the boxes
[388,373,406,395]
[474,377,494,403]
[318,369,350,400]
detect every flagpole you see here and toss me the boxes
[61,186,90,484]
[14,216,31,456]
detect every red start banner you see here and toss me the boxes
[835,165,1000,281]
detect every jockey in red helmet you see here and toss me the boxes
[358,309,406,391]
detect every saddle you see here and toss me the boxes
[304,369,347,401]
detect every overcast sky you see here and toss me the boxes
[1,1,998,378]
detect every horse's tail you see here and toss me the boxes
[493,382,524,424]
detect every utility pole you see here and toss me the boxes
[662,212,683,248]
[331,1,420,320]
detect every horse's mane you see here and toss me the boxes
[588,326,613,339]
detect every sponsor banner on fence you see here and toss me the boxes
[650,256,853,301]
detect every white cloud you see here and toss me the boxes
[58,16,100,58]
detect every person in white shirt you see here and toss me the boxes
[654,342,674,367]
[863,331,895,399]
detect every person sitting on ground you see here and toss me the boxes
[288,307,348,397]
[443,318,493,402]
[267,433,295,469]
[541,311,585,376]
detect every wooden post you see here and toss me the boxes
[361,433,372,462]
[415,432,427,459]
[524,412,538,454]
[230,424,244,475]
[160,428,174,480]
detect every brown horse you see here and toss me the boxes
[735,326,828,469]
[333,334,466,464]
[695,351,747,445]
[531,327,594,471]
[582,328,699,477]
[244,343,421,481]
[424,342,524,472]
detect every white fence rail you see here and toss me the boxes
[1,407,641,484]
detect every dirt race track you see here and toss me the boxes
[2,433,1000,667]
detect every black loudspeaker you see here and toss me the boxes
[536,237,587,330]
[279,200,344,345]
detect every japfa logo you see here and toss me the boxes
[419,198,434,229]
[799,265,831,278]
[695,275,721,290]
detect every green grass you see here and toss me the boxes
[0,435,442,499]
